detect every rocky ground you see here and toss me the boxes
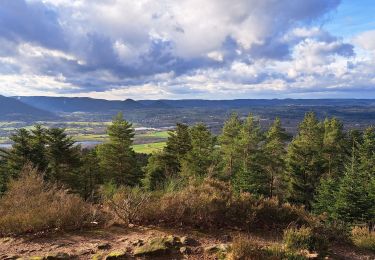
[0,225,374,259]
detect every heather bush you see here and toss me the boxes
[249,197,312,230]
[229,235,307,260]
[0,165,99,235]
[100,183,151,225]
[283,226,328,257]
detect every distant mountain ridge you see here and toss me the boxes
[8,96,375,116]
[15,96,144,112]
[0,95,56,120]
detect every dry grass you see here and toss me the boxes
[0,165,99,235]
[351,226,375,251]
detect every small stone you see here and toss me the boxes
[179,247,191,255]
[132,239,144,247]
[180,236,199,246]
[98,243,112,250]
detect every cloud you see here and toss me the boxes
[354,30,375,51]
[0,0,374,99]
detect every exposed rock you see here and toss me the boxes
[44,252,76,259]
[179,246,191,255]
[98,243,112,250]
[132,239,144,247]
[105,251,129,259]
[3,255,20,260]
[204,243,230,254]
[180,236,199,246]
[133,236,177,257]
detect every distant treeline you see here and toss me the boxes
[0,111,375,226]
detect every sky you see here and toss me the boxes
[0,0,374,100]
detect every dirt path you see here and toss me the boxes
[0,226,374,259]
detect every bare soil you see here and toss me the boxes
[0,225,374,259]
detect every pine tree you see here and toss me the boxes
[322,118,348,178]
[181,123,215,178]
[143,152,167,190]
[97,112,140,186]
[234,114,266,194]
[219,113,242,179]
[46,127,80,183]
[334,148,373,223]
[163,123,192,176]
[286,112,324,209]
[7,128,33,176]
[29,124,48,173]
[313,176,338,218]
[79,149,102,199]
[359,127,375,180]
[264,117,288,197]
[0,149,8,194]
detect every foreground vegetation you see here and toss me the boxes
[1,111,375,258]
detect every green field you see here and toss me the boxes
[138,131,170,138]
[132,142,166,154]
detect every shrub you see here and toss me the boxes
[142,178,233,228]
[229,235,307,260]
[0,165,98,235]
[249,197,312,230]
[351,226,375,251]
[283,226,328,257]
[108,178,315,230]
[100,184,151,226]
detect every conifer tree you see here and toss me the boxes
[234,114,266,194]
[46,127,80,183]
[286,112,324,209]
[163,123,192,176]
[143,152,167,190]
[322,118,348,178]
[29,124,48,173]
[359,127,375,180]
[181,123,215,177]
[313,176,338,218]
[219,113,242,179]
[264,118,288,197]
[97,112,140,186]
[7,128,32,176]
[334,148,373,223]
[79,149,102,199]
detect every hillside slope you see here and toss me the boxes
[15,96,144,112]
[0,95,56,121]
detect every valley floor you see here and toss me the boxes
[0,226,374,259]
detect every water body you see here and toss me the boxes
[0,141,102,149]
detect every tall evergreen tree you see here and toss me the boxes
[234,114,266,194]
[313,176,338,218]
[29,125,48,173]
[181,123,215,177]
[286,112,324,209]
[359,127,375,180]
[219,113,242,179]
[264,118,288,197]
[334,148,373,223]
[97,112,140,186]
[46,127,80,183]
[162,123,192,176]
[7,128,32,176]
[79,149,102,199]
[322,118,348,178]
[143,152,168,190]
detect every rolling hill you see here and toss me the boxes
[0,95,56,121]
